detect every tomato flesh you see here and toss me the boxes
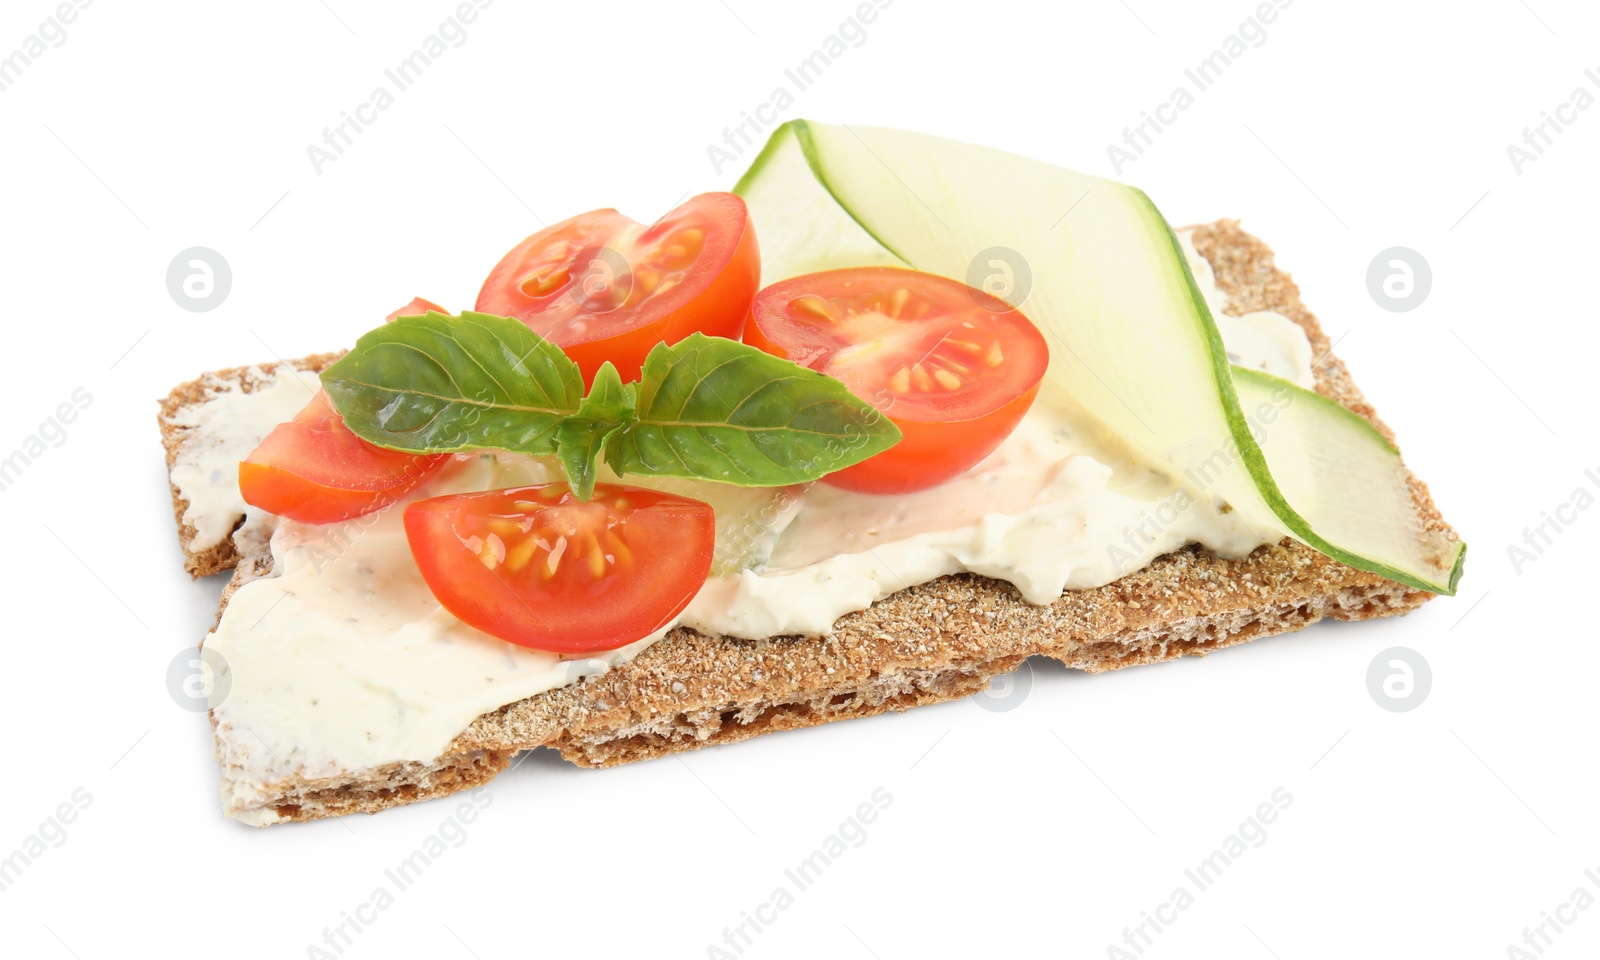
[744,267,1048,494]
[475,192,759,384]
[239,391,450,523]
[403,483,714,653]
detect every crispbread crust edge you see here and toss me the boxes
[161,352,344,578]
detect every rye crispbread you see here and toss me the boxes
[160,221,1459,824]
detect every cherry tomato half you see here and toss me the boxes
[403,483,714,653]
[475,192,759,384]
[237,299,453,523]
[238,390,450,523]
[744,267,1048,494]
[385,296,447,323]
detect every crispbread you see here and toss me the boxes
[161,220,1458,824]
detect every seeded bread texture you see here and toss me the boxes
[160,221,1459,824]
[160,352,343,578]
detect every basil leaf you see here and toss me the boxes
[324,319,901,495]
[323,311,583,455]
[554,361,636,500]
[606,333,901,486]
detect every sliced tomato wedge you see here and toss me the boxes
[403,483,713,653]
[238,299,453,523]
[385,296,448,323]
[475,192,759,384]
[239,391,450,523]
[744,267,1049,494]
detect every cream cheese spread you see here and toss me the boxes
[171,230,1315,824]
[166,365,323,553]
[1176,231,1315,389]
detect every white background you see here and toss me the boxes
[0,1,1593,957]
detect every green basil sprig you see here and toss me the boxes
[319,311,582,455]
[322,312,901,499]
[554,360,635,500]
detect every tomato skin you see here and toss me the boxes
[238,298,457,523]
[386,297,448,323]
[818,383,1041,493]
[744,267,1049,495]
[404,483,714,653]
[475,193,760,384]
[239,391,449,524]
[561,218,758,384]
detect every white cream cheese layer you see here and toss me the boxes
[185,232,1315,823]
[680,387,1263,640]
[1177,231,1316,389]
[166,365,323,552]
[208,456,671,823]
